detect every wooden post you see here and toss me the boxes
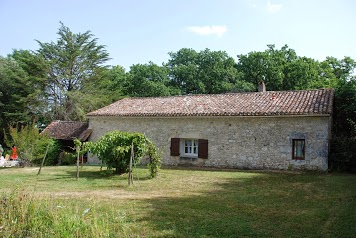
[37,144,50,176]
[76,146,80,180]
[128,142,134,185]
[37,145,49,175]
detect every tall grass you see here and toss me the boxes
[0,190,130,237]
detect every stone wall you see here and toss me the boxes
[88,115,331,171]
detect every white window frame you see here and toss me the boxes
[180,139,198,157]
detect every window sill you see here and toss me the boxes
[181,154,198,158]
[180,156,198,162]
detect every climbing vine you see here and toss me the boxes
[87,131,161,177]
[146,139,161,178]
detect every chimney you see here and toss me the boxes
[258,80,266,92]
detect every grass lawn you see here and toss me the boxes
[0,166,355,237]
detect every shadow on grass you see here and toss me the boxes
[137,172,356,238]
[64,168,153,181]
[141,178,257,237]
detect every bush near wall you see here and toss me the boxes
[330,137,356,172]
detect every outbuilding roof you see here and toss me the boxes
[87,88,334,117]
[41,121,92,141]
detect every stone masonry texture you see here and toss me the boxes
[88,115,331,171]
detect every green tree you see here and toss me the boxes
[282,57,321,90]
[329,77,356,171]
[315,56,356,171]
[10,50,49,126]
[333,78,356,137]
[10,50,47,81]
[0,50,52,144]
[324,56,356,81]
[237,44,302,91]
[167,48,251,94]
[125,62,178,97]
[36,22,110,121]
[0,56,36,130]
[320,56,356,137]
[70,65,128,119]
[96,65,127,102]
[237,45,356,92]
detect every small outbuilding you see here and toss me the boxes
[41,120,92,152]
[87,87,334,171]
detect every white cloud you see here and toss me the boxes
[186,25,227,37]
[266,1,282,13]
[248,0,257,8]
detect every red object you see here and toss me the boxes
[10,146,18,160]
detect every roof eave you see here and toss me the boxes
[87,113,332,118]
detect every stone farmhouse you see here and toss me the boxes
[87,86,334,171]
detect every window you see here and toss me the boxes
[170,138,208,159]
[184,139,198,156]
[292,139,305,160]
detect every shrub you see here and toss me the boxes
[330,136,356,172]
[5,124,59,166]
[87,131,161,176]
[43,140,61,165]
[61,152,77,165]
[31,140,61,166]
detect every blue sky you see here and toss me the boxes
[0,0,355,70]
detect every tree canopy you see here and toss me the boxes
[167,48,253,94]
[124,62,178,97]
[36,22,110,121]
[0,55,37,127]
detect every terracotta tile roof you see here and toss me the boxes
[87,89,334,117]
[41,121,92,141]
